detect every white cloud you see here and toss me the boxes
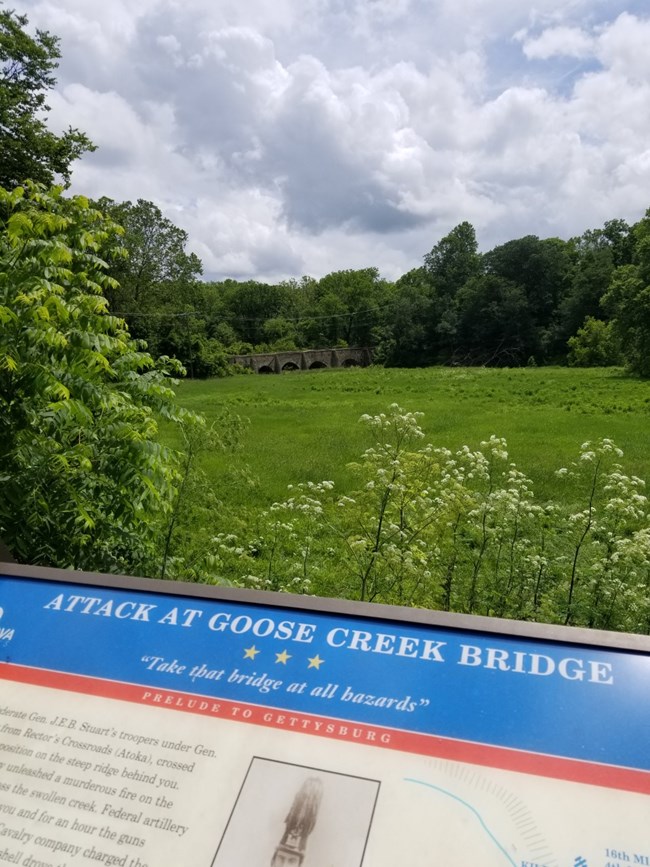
[597,12,650,82]
[17,0,650,281]
[521,26,595,59]
[49,87,178,160]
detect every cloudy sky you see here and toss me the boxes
[20,0,650,282]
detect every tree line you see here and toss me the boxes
[90,197,650,378]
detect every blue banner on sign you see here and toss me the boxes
[1,575,649,772]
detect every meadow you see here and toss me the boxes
[167,365,650,510]
[157,366,650,630]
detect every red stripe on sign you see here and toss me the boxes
[2,662,649,795]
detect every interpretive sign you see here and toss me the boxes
[1,563,649,867]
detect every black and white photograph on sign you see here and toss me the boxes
[212,757,380,867]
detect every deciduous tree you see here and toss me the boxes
[0,184,190,572]
[0,8,94,188]
[423,223,482,360]
[97,197,204,368]
[603,209,650,377]
[567,317,620,367]
[423,221,482,297]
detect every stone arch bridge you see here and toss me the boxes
[230,347,372,374]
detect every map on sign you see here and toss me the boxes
[0,564,649,867]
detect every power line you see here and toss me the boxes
[112,310,197,318]
[112,303,395,323]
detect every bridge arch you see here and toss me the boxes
[229,347,372,374]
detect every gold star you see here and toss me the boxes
[243,645,260,660]
[307,654,324,669]
[275,650,291,665]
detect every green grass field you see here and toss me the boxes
[164,366,650,512]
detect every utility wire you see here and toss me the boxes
[112,303,395,322]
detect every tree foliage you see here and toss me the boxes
[455,275,533,365]
[567,317,620,367]
[423,221,481,297]
[0,8,94,188]
[603,210,650,377]
[0,184,190,572]
[96,198,209,369]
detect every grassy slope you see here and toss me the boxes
[164,367,650,512]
